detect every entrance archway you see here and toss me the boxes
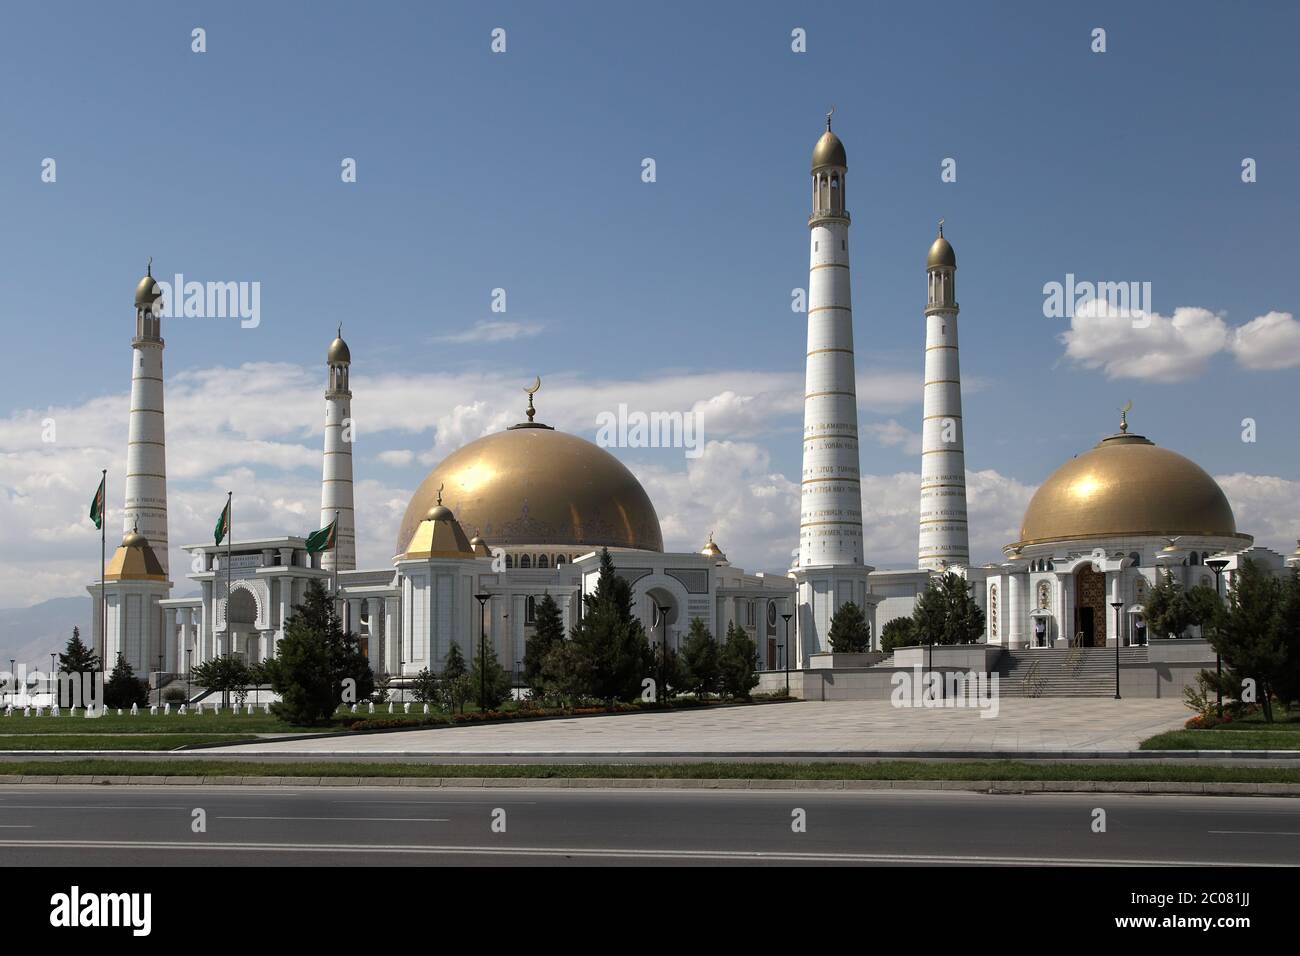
[228,588,258,662]
[1073,565,1106,647]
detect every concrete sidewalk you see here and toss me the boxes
[210,698,1192,756]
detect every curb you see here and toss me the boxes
[0,774,1296,796]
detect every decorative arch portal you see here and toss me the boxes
[227,586,261,662]
[1073,564,1107,648]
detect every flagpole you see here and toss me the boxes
[100,469,106,671]
[226,491,233,656]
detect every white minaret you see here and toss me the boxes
[320,327,356,572]
[791,113,875,662]
[917,222,970,570]
[123,261,171,578]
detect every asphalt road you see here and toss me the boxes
[0,785,1296,866]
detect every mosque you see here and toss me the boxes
[87,118,1299,698]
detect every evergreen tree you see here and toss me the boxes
[523,593,564,689]
[568,549,654,702]
[651,641,687,701]
[880,616,918,655]
[266,579,372,724]
[1274,570,1300,711]
[103,653,149,709]
[1211,559,1288,722]
[679,617,720,698]
[440,643,470,713]
[1144,570,1193,639]
[911,572,985,645]
[469,635,513,711]
[540,640,587,706]
[827,601,871,653]
[719,621,759,699]
[1185,585,1226,640]
[410,667,439,704]
[191,655,252,709]
[58,626,100,674]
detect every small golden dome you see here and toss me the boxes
[1013,427,1246,549]
[105,529,167,582]
[700,532,727,562]
[401,496,475,560]
[396,426,663,558]
[927,234,956,269]
[812,129,847,171]
[327,331,351,366]
[469,530,492,558]
[134,273,162,310]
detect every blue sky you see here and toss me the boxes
[2,1,1298,605]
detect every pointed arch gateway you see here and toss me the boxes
[1073,564,1107,647]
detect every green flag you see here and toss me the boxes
[89,475,105,530]
[306,518,337,554]
[214,499,230,545]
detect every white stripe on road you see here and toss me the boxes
[217,816,449,822]
[0,839,1279,866]
[1209,830,1300,836]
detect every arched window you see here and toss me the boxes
[538,554,549,568]
[520,555,532,569]
[505,554,514,569]
[555,555,565,566]
[525,595,536,624]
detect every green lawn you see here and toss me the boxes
[0,759,1298,784]
[1142,711,1300,751]
[0,735,259,751]
[0,707,435,735]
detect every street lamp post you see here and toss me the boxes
[657,606,669,704]
[781,612,793,698]
[1206,558,1229,718]
[50,652,57,710]
[8,658,14,708]
[474,593,491,712]
[157,653,164,705]
[186,647,192,704]
[1110,601,1123,699]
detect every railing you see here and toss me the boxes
[1021,659,1041,697]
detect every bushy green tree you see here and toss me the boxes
[719,622,759,699]
[1145,571,1193,639]
[880,616,918,655]
[410,667,439,704]
[540,640,587,706]
[1210,560,1290,722]
[470,636,513,711]
[524,593,564,689]
[266,580,372,724]
[1186,584,1226,640]
[568,549,654,702]
[651,641,687,701]
[103,653,149,709]
[827,601,871,652]
[912,572,985,645]
[191,655,252,708]
[679,617,720,698]
[439,643,471,713]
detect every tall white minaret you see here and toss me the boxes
[792,113,873,662]
[917,222,970,570]
[320,326,356,572]
[123,261,170,577]
[798,112,863,569]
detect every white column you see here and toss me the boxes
[918,229,969,569]
[163,607,177,672]
[365,597,383,671]
[123,278,170,578]
[320,349,356,572]
[384,596,400,675]
[1007,573,1025,649]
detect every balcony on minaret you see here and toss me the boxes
[809,169,850,227]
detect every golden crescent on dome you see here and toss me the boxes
[524,376,541,395]
[1121,400,1133,414]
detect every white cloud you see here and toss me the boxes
[435,320,544,344]
[376,449,414,467]
[1061,302,1300,381]
[1229,311,1300,371]
[1060,303,1228,382]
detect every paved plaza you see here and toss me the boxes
[217,698,1191,757]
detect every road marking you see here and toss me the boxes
[217,816,450,823]
[0,839,1276,866]
[1209,830,1300,836]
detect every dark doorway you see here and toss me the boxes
[1078,607,1095,647]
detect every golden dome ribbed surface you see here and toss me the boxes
[396,427,663,557]
[134,274,161,310]
[811,130,846,170]
[327,336,351,365]
[927,235,956,269]
[1014,432,1238,547]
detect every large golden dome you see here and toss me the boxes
[1013,429,1243,549]
[395,424,663,557]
